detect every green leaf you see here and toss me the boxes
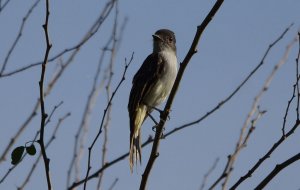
[11,146,25,165]
[26,144,36,156]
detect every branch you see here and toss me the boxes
[230,31,300,190]
[66,12,127,188]
[0,0,12,13]
[0,0,41,76]
[0,0,116,78]
[199,158,219,190]
[1,0,116,165]
[254,152,300,190]
[37,0,52,189]
[18,113,70,190]
[82,53,134,190]
[221,25,296,189]
[108,178,119,190]
[68,135,153,190]
[0,101,64,184]
[97,2,119,189]
[163,23,294,139]
[139,0,224,189]
[221,109,266,190]
[230,116,300,190]
[0,104,37,163]
[67,27,295,189]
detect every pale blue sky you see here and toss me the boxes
[1,0,300,190]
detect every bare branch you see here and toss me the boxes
[82,53,134,190]
[66,9,127,188]
[0,103,37,163]
[221,26,296,190]
[163,23,294,139]
[229,121,300,190]
[0,0,41,76]
[68,135,153,190]
[221,109,266,190]
[18,113,71,190]
[254,152,300,190]
[208,155,231,190]
[37,0,52,189]
[199,158,219,190]
[108,178,119,190]
[230,38,300,189]
[0,0,12,13]
[139,1,225,189]
[295,32,300,122]
[0,0,116,78]
[0,102,64,183]
[1,0,116,166]
[97,2,119,189]
[67,26,294,189]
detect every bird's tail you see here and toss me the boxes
[129,106,147,172]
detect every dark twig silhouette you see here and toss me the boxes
[37,0,52,189]
[82,53,134,190]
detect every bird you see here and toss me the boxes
[128,29,178,172]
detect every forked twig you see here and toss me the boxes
[82,53,134,190]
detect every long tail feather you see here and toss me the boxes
[129,106,147,172]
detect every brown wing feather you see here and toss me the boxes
[128,53,164,133]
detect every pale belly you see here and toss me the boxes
[143,51,177,108]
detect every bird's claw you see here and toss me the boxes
[152,125,165,139]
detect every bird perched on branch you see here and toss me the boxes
[128,29,178,172]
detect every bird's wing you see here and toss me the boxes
[128,53,165,131]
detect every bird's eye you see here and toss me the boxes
[168,37,173,42]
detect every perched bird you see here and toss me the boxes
[128,29,178,172]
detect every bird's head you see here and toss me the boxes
[152,29,176,53]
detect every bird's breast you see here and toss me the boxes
[144,50,178,107]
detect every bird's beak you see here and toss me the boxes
[152,34,163,41]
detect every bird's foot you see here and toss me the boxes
[147,111,158,125]
[152,125,165,139]
[144,102,172,121]
[159,109,171,121]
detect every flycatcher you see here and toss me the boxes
[128,29,178,172]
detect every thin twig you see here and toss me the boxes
[1,0,116,167]
[0,0,116,78]
[242,109,266,147]
[108,178,119,190]
[67,24,296,190]
[221,109,266,190]
[0,0,41,76]
[295,32,300,122]
[230,41,300,189]
[0,0,12,13]
[67,25,293,188]
[66,7,126,188]
[68,135,153,190]
[97,2,119,189]
[18,113,71,190]
[199,158,219,190]
[37,0,52,189]
[163,23,294,139]
[0,104,37,163]
[82,53,134,190]
[254,152,300,190]
[0,101,64,183]
[221,25,295,190]
[45,101,63,126]
[67,40,110,187]
[229,121,300,190]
